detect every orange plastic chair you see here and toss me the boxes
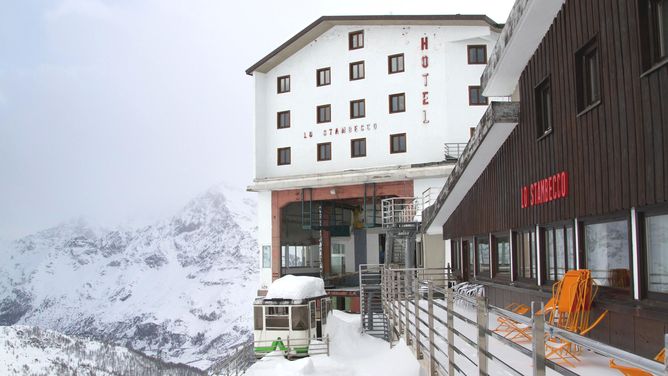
[609,359,652,376]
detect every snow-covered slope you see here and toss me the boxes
[0,325,204,376]
[0,184,258,369]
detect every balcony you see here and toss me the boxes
[444,143,467,162]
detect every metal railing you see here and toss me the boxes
[421,187,441,209]
[444,143,467,162]
[381,197,423,228]
[379,266,667,376]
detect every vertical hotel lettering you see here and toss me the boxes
[421,36,430,124]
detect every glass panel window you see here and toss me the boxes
[467,45,487,64]
[277,147,291,166]
[476,236,490,277]
[291,306,308,330]
[277,75,290,94]
[349,61,365,80]
[254,306,263,330]
[390,133,406,153]
[317,104,331,123]
[277,110,290,129]
[388,53,405,74]
[536,78,552,137]
[265,306,289,329]
[331,243,345,275]
[544,224,576,282]
[351,138,366,158]
[317,142,331,161]
[468,86,488,106]
[389,93,406,113]
[495,235,511,279]
[350,99,365,119]
[645,213,668,294]
[468,242,475,278]
[517,229,537,280]
[262,245,271,268]
[317,67,331,86]
[349,30,364,50]
[576,39,600,111]
[585,219,630,290]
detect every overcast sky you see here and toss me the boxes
[0,0,514,240]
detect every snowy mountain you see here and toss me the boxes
[0,185,259,369]
[0,325,205,376]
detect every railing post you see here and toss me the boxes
[414,274,422,359]
[428,281,436,376]
[286,336,291,360]
[446,287,455,376]
[476,295,489,376]
[404,271,411,345]
[531,301,546,376]
[326,334,330,356]
[663,333,667,374]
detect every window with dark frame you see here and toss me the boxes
[584,219,630,290]
[349,30,364,50]
[468,86,488,106]
[277,111,290,129]
[494,235,511,279]
[467,241,475,278]
[349,61,365,80]
[317,142,331,161]
[316,67,331,86]
[262,245,271,268]
[451,240,462,278]
[640,0,668,69]
[350,138,366,158]
[389,93,406,113]
[476,236,490,277]
[576,39,601,112]
[516,229,537,281]
[467,45,487,64]
[277,147,291,166]
[277,75,290,94]
[350,99,365,119]
[543,224,576,283]
[317,104,331,123]
[645,212,668,297]
[390,133,406,153]
[388,53,405,74]
[536,77,552,137]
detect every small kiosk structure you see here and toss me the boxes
[253,275,331,358]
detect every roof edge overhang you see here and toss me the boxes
[481,0,565,97]
[246,15,503,76]
[422,101,520,235]
[247,163,453,192]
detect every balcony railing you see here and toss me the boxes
[381,197,423,228]
[444,143,467,162]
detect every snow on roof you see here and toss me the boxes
[264,275,326,300]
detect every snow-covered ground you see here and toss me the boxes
[244,311,421,376]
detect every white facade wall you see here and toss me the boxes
[254,24,497,180]
[257,191,273,289]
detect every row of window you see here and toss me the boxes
[451,209,668,300]
[275,88,485,129]
[277,134,407,165]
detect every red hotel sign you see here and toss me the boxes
[521,171,569,208]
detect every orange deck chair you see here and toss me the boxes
[609,347,665,376]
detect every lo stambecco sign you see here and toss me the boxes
[521,171,569,208]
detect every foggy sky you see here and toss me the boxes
[0,0,514,240]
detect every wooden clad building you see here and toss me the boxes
[423,0,668,359]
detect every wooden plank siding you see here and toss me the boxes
[443,0,668,239]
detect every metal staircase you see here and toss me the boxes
[359,264,390,341]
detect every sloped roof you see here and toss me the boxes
[245,15,503,75]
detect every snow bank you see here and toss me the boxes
[265,275,326,300]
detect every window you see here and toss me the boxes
[543,224,576,282]
[350,99,365,119]
[317,67,331,86]
[317,104,331,123]
[332,243,345,274]
[262,245,271,268]
[451,240,462,276]
[576,39,600,112]
[389,93,406,113]
[291,306,308,330]
[277,111,290,129]
[476,236,490,277]
[254,306,263,330]
[467,45,487,64]
[277,147,291,166]
[494,235,511,279]
[281,245,320,268]
[388,53,405,74]
[516,229,537,281]
[585,219,630,290]
[265,306,289,329]
[468,86,488,105]
[351,138,366,158]
[317,142,331,161]
[349,30,364,50]
[349,61,365,80]
[467,241,475,278]
[640,0,668,68]
[277,75,290,94]
[390,133,406,153]
[536,78,552,137]
[645,213,668,295]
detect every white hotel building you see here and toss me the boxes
[246,15,502,310]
